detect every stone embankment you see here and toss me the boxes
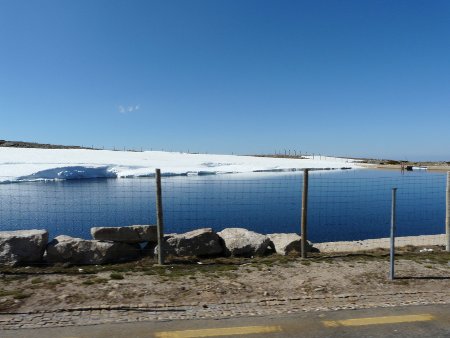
[0,226,312,266]
[0,226,446,266]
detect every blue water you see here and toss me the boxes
[0,169,446,242]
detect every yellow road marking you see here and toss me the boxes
[323,313,435,327]
[154,325,282,338]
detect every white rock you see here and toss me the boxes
[149,229,223,257]
[91,225,157,243]
[267,233,311,255]
[46,235,140,265]
[217,228,272,256]
[0,230,49,266]
[165,228,223,257]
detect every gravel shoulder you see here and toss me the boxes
[1,246,449,329]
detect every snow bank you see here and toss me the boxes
[0,148,362,182]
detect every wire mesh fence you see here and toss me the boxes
[309,170,446,247]
[0,169,448,249]
[162,174,302,236]
[0,177,157,239]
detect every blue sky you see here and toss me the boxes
[1,0,449,160]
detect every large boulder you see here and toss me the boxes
[91,225,157,243]
[143,234,171,258]
[217,228,272,257]
[164,228,223,257]
[267,233,311,255]
[0,230,49,266]
[46,235,140,265]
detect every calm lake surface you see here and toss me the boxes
[0,169,446,242]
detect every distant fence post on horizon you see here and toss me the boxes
[155,168,165,265]
[446,172,450,252]
[301,169,309,258]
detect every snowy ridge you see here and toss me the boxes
[0,148,363,182]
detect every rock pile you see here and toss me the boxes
[0,226,313,265]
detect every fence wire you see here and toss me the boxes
[162,174,302,235]
[0,170,447,248]
[309,170,445,247]
[0,177,156,239]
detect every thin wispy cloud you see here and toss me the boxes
[118,104,140,114]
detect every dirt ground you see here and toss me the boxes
[1,246,449,314]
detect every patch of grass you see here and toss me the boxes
[386,160,401,165]
[0,289,32,299]
[0,290,18,297]
[110,273,124,280]
[213,264,239,272]
[29,278,66,289]
[48,279,65,286]
[2,275,28,285]
[108,267,126,273]
[13,292,31,300]
[82,277,108,285]
[83,280,95,285]
[0,249,447,280]
[219,271,237,279]
[138,262,240,280]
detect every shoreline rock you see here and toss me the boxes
[0,229,49,266]
[91,225,157,243]
[46,235,141,265]
[267,233,309,255]
[218,228,273,257]
[165,228,223,257]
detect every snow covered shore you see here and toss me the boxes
[0,148,362,182]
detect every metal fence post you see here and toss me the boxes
[301,169,309,258]
[155,169,165,265]
[446,172,450,252]
[389,188,397,280]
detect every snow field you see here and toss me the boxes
[0,148,362,182]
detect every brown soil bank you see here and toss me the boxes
[361,163,450,172]
[0,140,88,149]
[0,246,449,324]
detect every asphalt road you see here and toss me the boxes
[2,304,449,338]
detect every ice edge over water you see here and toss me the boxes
[0,148,363,183]
[8,166,355,183]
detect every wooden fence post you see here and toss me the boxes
[301,169,309,258]
[389,188,397,280]
[446,172,450,252]
[155,169,165,265]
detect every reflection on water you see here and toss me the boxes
[0,169,445,242]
